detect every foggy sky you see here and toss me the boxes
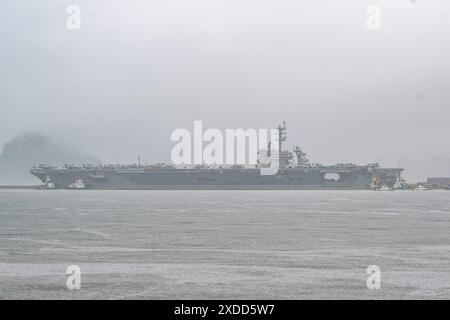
[1,0,449,181]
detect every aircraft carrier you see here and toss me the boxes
[30,123,404,190]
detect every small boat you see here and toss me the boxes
[414,184,429,191]
[68,179,86,189]
[378,185,393,191]
[393,177,408,190]
[40,175,55,189]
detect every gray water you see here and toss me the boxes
[0,190,449,299]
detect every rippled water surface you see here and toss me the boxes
[0,190,449,299]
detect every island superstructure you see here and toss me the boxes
[30,122,404,190]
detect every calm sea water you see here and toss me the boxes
[0,190,449,299]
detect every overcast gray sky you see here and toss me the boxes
[1,0,449,181]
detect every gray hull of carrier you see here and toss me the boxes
[30,165,402,190]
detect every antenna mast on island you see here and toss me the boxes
[277,121,287,153]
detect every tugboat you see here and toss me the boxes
[370,177,381,190]
[378,185,393,191]
[68,179,86,189]
[371,177,394,191]
[393,176,408,190]
[414,184,429,191]
[41,175,55,189]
